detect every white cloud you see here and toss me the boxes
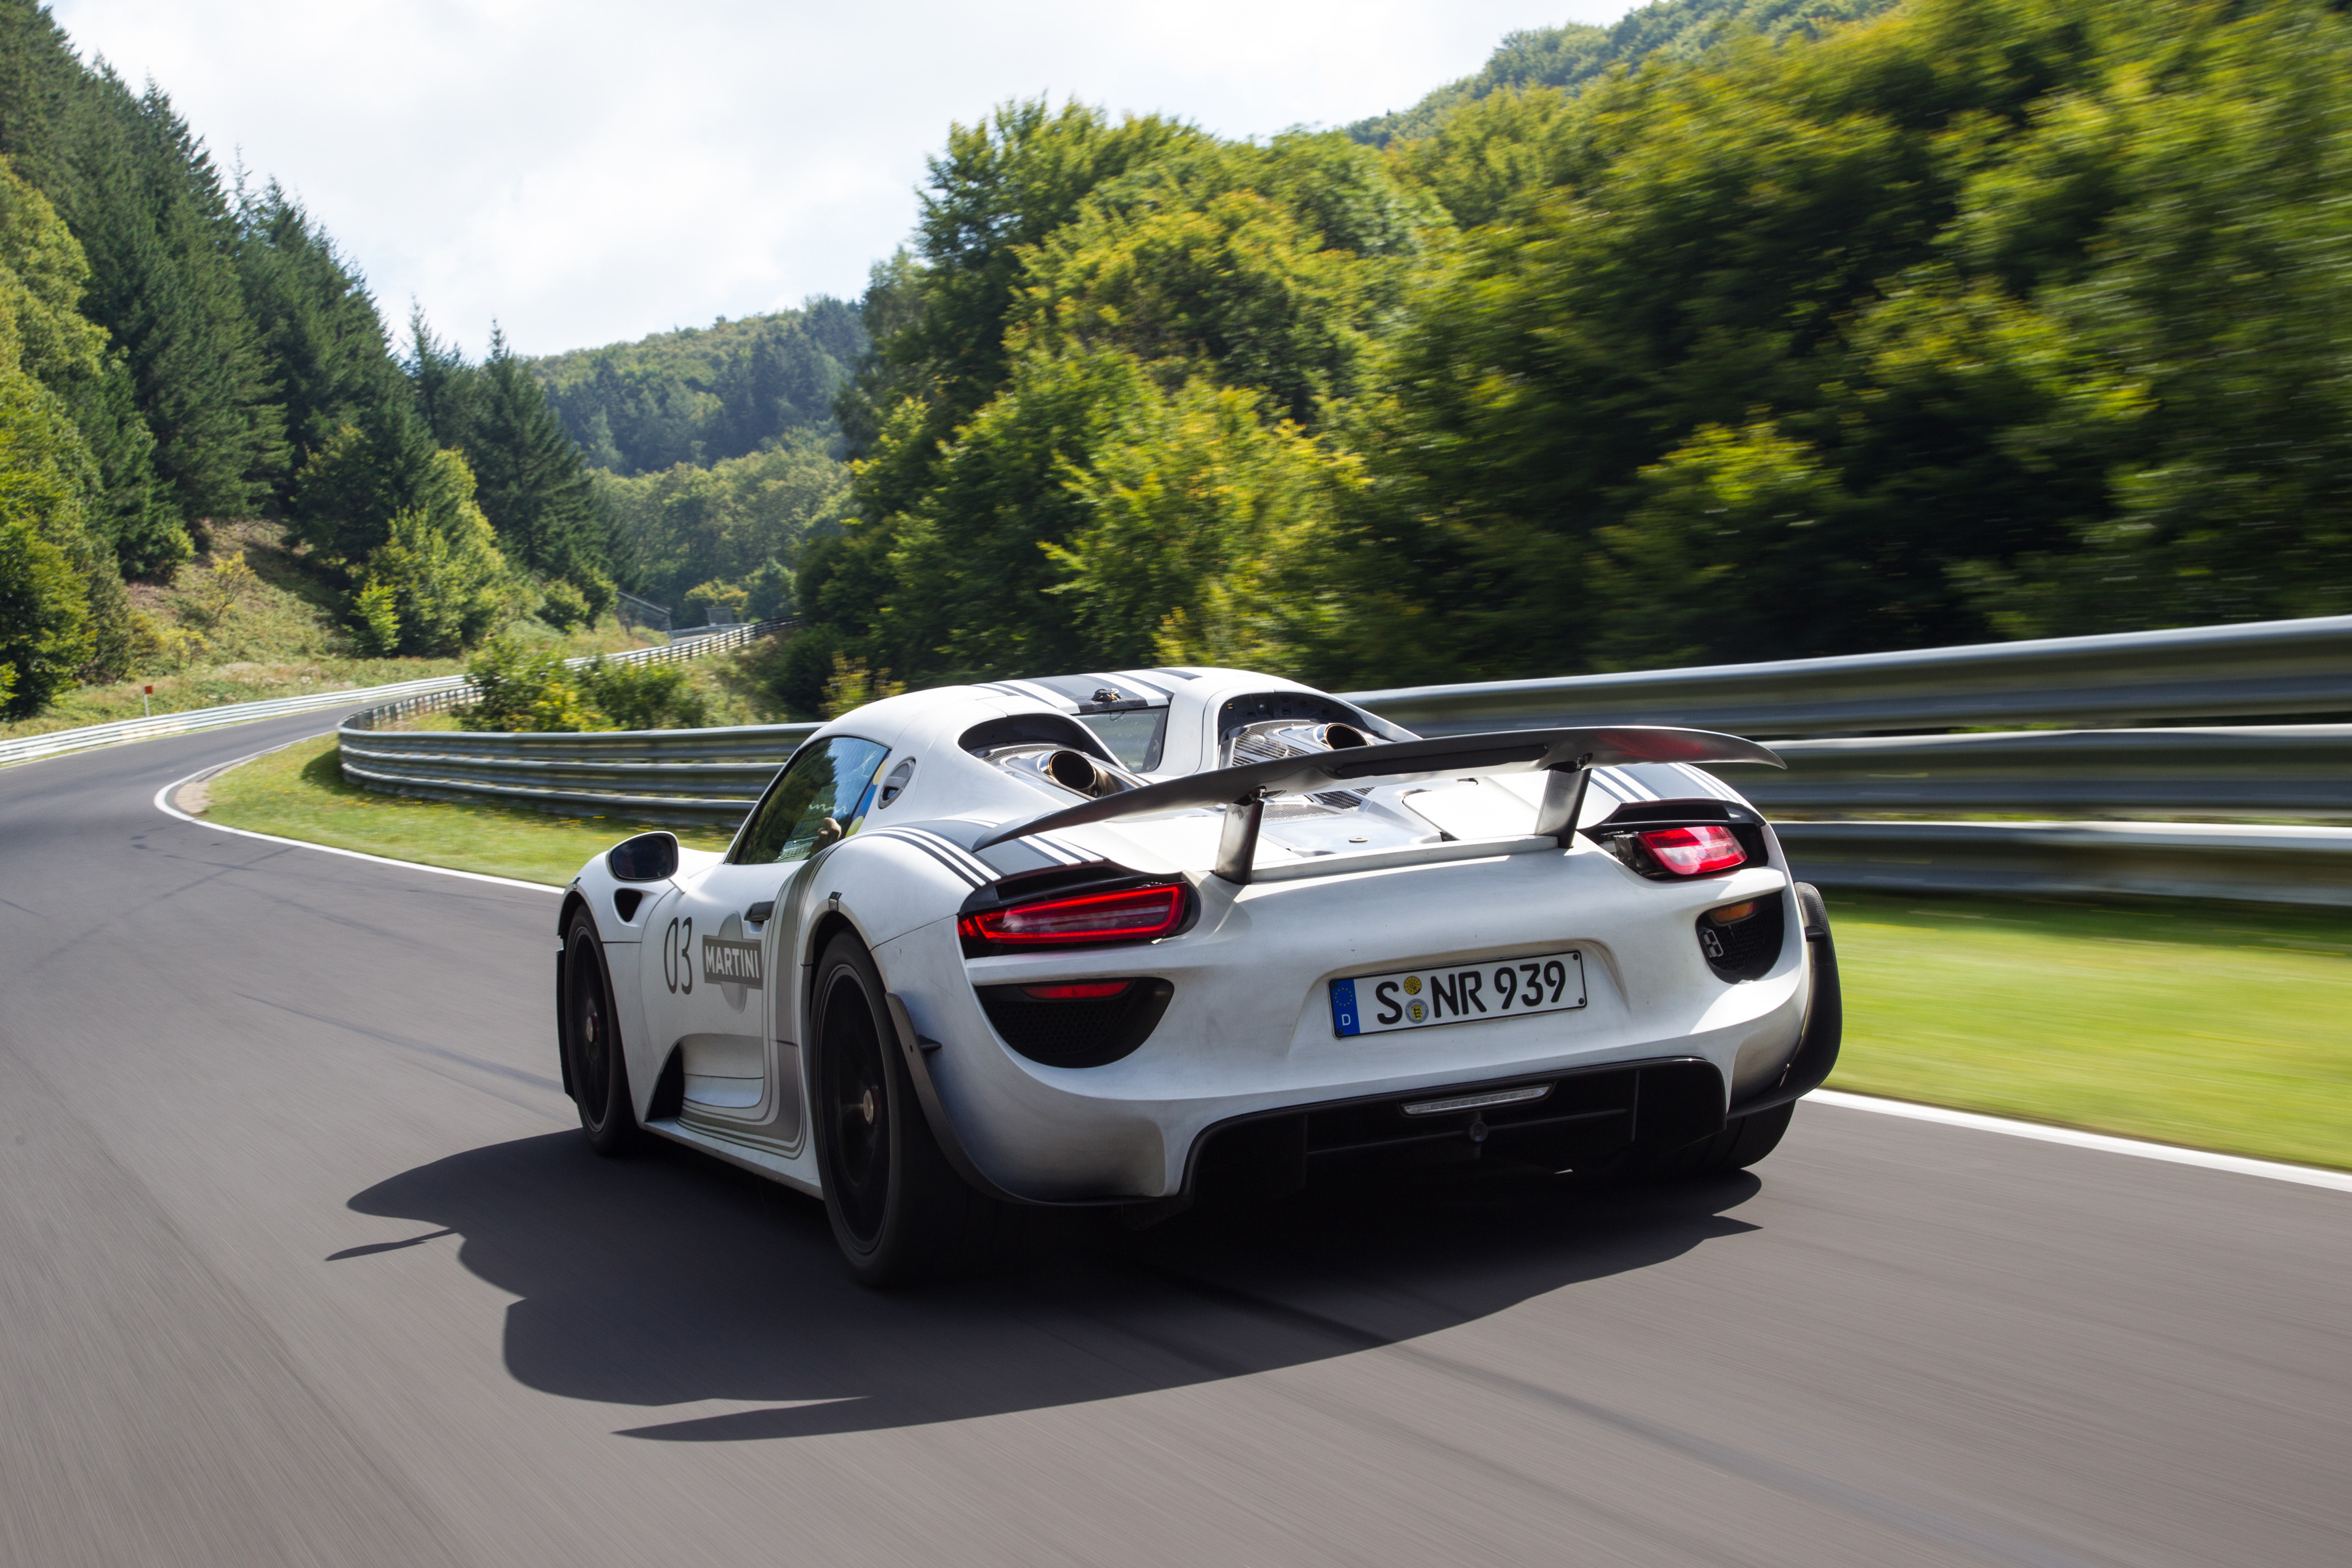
[48,1,1633,356]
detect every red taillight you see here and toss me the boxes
[958,883,1186,952]
[1638,825,1746,875]
[1021,981,1132,1000]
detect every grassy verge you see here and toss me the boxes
[1827,890,2351,1171]
[191,740,2351,1168]
[196,734,734,887]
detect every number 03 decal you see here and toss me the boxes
[661,916,694,994]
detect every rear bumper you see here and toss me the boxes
[876,841,1827,1204]
[1727,881,1841,1118]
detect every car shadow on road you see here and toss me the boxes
[344,1132,1762,1442]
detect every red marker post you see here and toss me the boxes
[142,683,154,719]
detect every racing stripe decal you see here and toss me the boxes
[1026,834,1090,866]
[862,829,991,888]
[1673,762,1747,801]
[1586,769,1639,804]
[1600,766,1662,801]
[892,826,1000,885]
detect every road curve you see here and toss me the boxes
[1,718,2346,1567]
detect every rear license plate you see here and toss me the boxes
[1329,951,1586,1037]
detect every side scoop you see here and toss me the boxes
[973,725,1782,849]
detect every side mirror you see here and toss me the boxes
[607,831,680,883]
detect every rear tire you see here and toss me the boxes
[1633,1101,1794,1181]
[810,933,1000,1287]
[562,908,639,1155]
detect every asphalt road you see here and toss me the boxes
[2,716,2347,1568]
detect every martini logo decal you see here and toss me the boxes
[700,936,764,989]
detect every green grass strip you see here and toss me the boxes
[1827,891,2351,1171]
[199,738,2351,1170]
[199,734,734,888]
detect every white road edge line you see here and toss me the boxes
[1808,1088,2352,1194]
[153,744,564,896]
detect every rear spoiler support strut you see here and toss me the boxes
[1533,758,1593,845]
[1215,793,1266,884]
[977,725,1783,885]
[1215,753,1593,886]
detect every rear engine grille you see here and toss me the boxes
[1697,894,1786,982]
[976,979,1173,1069]
[1187,1058,1726,1203]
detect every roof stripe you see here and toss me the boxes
[999,679,1081,711]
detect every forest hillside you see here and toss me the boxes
[783,0,2352,711]
[527,300,864,476]
[0,0,621,725]
[525,302,865,623]
[1347,0,1901,145]
[9,0,2349,730]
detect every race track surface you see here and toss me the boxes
[2,718,2347,1567]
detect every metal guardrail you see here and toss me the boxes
[0,672,474,771]
[322,613,2352,904]
[1345,614,2352,738]
[1750,726,2352,820]
[0,619,786,772]
[336,721,820,827]
[1774,821,2352,907]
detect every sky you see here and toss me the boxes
[46,1,1635,359]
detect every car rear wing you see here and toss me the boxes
[973,726,1784,884]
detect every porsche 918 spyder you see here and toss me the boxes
[556,667,1842,1284]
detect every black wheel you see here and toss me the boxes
[1633,1101,1795,1182]
[810,932,994,1287]
[563,908,638,1155]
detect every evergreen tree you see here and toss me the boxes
[0,151,177,575]
[466,327,610,597]
[406,306,477,452]
[351,448,514,657]
[289,391,440,567]
[48,69,281,535]
[237,180,402,507]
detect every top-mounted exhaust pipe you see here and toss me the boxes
[1043,748,1128,799]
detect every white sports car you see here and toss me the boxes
[557,667,1842,1284]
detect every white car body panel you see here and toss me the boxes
[561,667,1825,1207]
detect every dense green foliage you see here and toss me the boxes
[237,182,402,497]
[1348,0,1899,147]
[457,636,708,732]
[528,300,864,476]
[594,429,845,617]
[1339,0,2352,679]
[774,0,2352,703]
[788,109,1422,706]
[0,1,619,715]
[14,0,2351,723]
[0,155,127,711]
